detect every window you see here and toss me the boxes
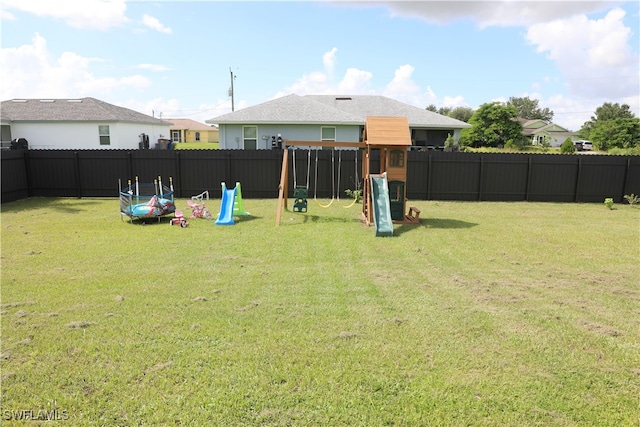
[195,132,200,141]
[389,149,404,168]
[321,127,336,142]
[99,125,110,145]
[172,131,180,142]
[243,126,257,149]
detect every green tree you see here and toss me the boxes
[590,118,640,150]
[507,96,554,121]
[460,102,522,148]
[580,102,640,150]
[438,106,452,116]
[426,104,437,112]
[448,106,474,123]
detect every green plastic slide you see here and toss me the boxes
[370,173,393,237]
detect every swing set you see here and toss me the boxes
[290,147,361,212]
[276,116,421,230]
[277,140,366,225]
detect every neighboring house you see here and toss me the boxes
[1,112,11,149]
[205,94,471,150]
[517,118,576,147]
[166,118,219,144]
[0,97,171,150]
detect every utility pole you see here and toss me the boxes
[229,68,236,112]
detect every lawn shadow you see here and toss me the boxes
[302,214,361,224]
[0,197,102,214]
[422,217,478,229]
[389,216,478,236]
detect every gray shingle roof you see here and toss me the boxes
[207,94,471,129]
[207,94,363,125]
[1,97,169,125]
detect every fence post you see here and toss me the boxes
[175,150,182,198]
[574,157,582,202]
[526,156,532,201]
[478,156,484,201]
[24,150,32,197]
[622,158,631,200]
[127,151,133,180]
[74,151,82,198]
[427,153,432,200]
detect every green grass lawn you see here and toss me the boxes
[1,198,639,425]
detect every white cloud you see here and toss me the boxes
[323,48,338,74]
[544,93,598,130]
[135,63,170,72]
[526,7,638,100]
[141,14,172,34]
[0,33,150,100]
[275,52,459,110]
[282,71,332,95]
[0,0,128,30]
[383,64,436,107]
[442,95,467,108]
[337,68,373,93]
[377,1,618,28]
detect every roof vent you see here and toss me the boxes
[67,99,82,103]
[336,97,352,101]
[40,99,55,103]
[12,99,27,103]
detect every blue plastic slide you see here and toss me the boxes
[370,173,393,237]
[215,187,236,225]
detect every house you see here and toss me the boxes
[0,97,171,150]
[205,94,471,150]
[166,118,219,144]
[517,118,576,148]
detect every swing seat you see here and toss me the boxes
[293,186,308,213]
[293,186,308,199]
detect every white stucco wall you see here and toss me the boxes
[9,122,170,150]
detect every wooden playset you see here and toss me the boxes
[276,116,420,230]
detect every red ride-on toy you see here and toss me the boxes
[188,191,213,220]
[170,209,189,227]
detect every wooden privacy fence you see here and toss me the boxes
[2,149,639,204]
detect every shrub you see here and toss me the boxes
[560,138,576,154]
[604,198,614,209]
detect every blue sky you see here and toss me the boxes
[1,0,638,131]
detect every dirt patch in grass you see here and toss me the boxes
[238,301,260,312]
[66,321,97,329]
[579,319,621,337]
[1,301,36,309]
[147,361,173,373]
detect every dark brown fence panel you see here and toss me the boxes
[480,154,530,201]
[427,152,482,201]
[169,150,226,198]
[27,151,79,197]
[129,150,178,190]
[79,151,131,197]
[576,156,630,203]
[406,151,429,200]
[228,149,282,198]
[527,155,580,202]
[1,150,29,202]
[623,157,640,199]
[2,149,638,204]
